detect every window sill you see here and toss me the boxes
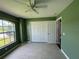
[0,41,16,49]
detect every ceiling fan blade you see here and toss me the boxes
[28,0,35,8]
[25,8,32,12]
[32,0,37,8]
[35,5,47,8]
[32,8,39,14]
[25,8,38,14]
[29,0,32,7]
[35,0,51,4]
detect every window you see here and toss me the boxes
[0,19,16,48]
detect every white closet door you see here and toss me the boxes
[48,21,56,43]
[30,21,48,42]
[30,21,56,43]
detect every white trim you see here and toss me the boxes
[56,17,62,21]
[61,49,70,59]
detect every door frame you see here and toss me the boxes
[56,17,62,49]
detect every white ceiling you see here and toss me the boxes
[0,0,73,18]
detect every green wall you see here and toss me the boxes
[58,0,79,59]
[20,18,28,43]
[27,17,56,21]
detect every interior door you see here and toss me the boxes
[56,18,61,48]
[30,21,48,42]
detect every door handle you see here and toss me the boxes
[48,33,50,35]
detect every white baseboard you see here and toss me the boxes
[61,49,70,59]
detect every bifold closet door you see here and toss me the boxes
[30,21,48,42]
[29,21,56,43]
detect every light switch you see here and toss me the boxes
[63,32,66,36]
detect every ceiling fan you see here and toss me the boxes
[15,0,47,14]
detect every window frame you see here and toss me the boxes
[0,19,16,48]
